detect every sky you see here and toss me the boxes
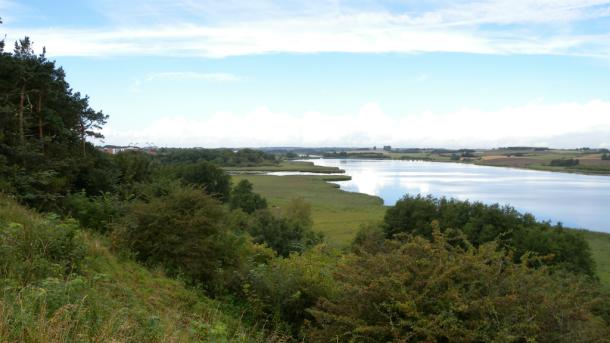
[2,0,610,148]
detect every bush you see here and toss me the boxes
[244,245,338,336]
[383,195,595,275]
[176,161,231,202]
[602,153,609,161]
[230,179,267,214]
[114,150,155,185]
[246,199,323,257]
[111,186,247,293]
[307,230,610,342]
[63,190,123,232]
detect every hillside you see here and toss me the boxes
[0,195,265,342]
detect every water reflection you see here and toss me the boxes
[309,159,610,233]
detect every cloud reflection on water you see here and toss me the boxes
[310,159,610,233]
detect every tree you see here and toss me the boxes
[0,17,4,53]
[246,199,323,257]
[114,150,154,185]
[602,153,609,161]
[0,35,111,208]
[230,179,267,213]
[383,195,595,275]
[177,161,231,202]
[111,186,246,293]
[307,231,610,342]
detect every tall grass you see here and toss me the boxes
[0,195,277,342]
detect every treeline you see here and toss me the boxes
[550,158,580,167]
[155,148,278,166]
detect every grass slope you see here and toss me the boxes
[581,230,610,288]
[0,195,265,342]
[233,175,385,246]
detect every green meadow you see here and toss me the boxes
[232,175,386,245]
[225,161,343,174]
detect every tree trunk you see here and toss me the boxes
[80,121,86,157]
[37,92,43,140]
[18,83,25,144]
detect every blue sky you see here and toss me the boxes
[2,0,610,148]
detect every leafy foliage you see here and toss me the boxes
[246,199,323,257]
[307,230,610,342]
[244,246,338,336]
[156,148,277,167]
[176,161,232,202]
[63,190,123,233]
[230,179,268,214]
[383,195,595,275]
[111,186,247,293]
[0,34,111,208]
[114,150,155,186]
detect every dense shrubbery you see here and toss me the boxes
[244,245,338,336]
[174,160,232,202]
[230,179,268,213]
[246,199,323,257]
[63,191,123,232]
[114,150,155,186]
[383,195,595,275]
[111,186,247,293]
[307,230,610,342]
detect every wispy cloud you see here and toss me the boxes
[146,72,240,82]
[4,0,610,58]
[101,100,610,148]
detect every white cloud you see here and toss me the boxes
[146,72,240,82]
[4,0,610,58]
[100,100,610,148]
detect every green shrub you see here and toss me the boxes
[114,150,155,185]
[244,245,338,337]
[246,199,323,257]
[111,186,248,294]
[383,195,595,275]
[63,190,123,232]
[307,230,610,342]
[230,179,267,214]
[176,161,231,202]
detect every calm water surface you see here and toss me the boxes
[306,159,610,233]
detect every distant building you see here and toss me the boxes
[383,145,392,151]
[99,145,157,155]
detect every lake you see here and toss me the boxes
[304,159,610,233]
